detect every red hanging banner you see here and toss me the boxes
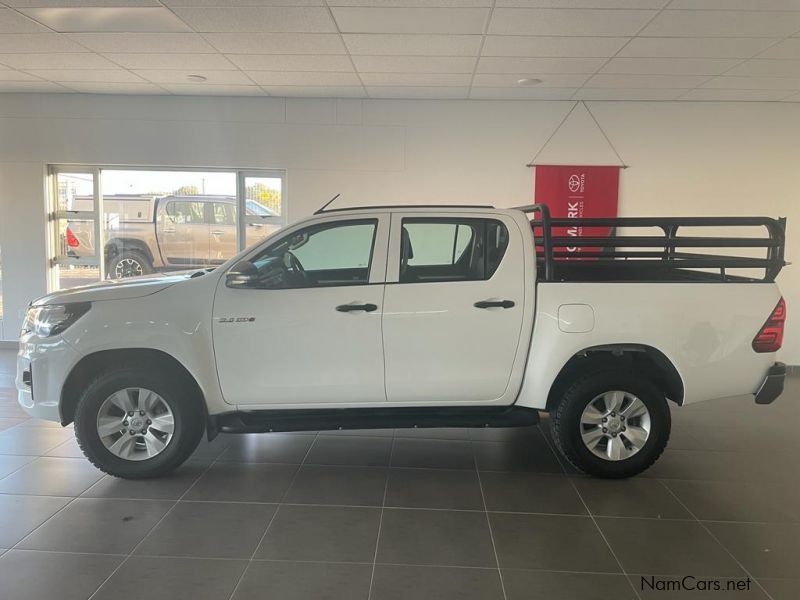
[533,165,620,259]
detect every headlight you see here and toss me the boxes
[22,303,91,337]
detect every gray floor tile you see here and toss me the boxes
[135,501,276,559]
[45,437,85,458]
[219,433,314,463]
[255,504,380,562]
[189,435,232,460]
[573,478,691,519]
[283,465,387,506]
[232,561,372,600]
[13,418,68,428]
[92,556,248,600]
[481,472,587,515]
[706,522,800,579]
[0,454,36,478]
[0,494,71,547]
[82,462,208,500]
[371,564,504,600]
[503,569,636,600]
[665,480,800,523]
[473,437,562,473]
[0,549,122,600]
[469,425,541,442]
[386,468,483,510]
[0,457,104,496]
[306,435,393,467]
[490,513,619,572]
[758,578,800,600]
[322,428,392,437]
[377,508,496,567]
[390,438,475,470]
[0,417,26,431]
[185,462,297,502]
[597,517,744,576]
[393,427,470,440]
[18,497,173,554]
[0,426,73,455]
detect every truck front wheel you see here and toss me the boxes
[74,366,205,479]
[107,249,153,279]
[549,370,671,478]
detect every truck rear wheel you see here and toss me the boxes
[549,370,670,478]
[108,249,153,279]
[74,366,205,479]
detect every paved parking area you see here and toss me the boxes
[0,348,798,600]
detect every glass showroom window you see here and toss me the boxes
[49,167,286,289]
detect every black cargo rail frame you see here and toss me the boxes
[515,204,787,283]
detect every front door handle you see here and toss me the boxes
[474,299,515,309]
[162,228,176,234]
[211,230,224,235]
[336,303,378,313]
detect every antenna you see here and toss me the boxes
[314,193,341,215]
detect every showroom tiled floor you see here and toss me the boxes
[0,348,799,600]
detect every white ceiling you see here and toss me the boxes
[0,0,799,100]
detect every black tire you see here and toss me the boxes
[550,370,670,478]
[107,249,153,279]
[74,365,205,479]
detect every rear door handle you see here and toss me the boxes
[474,299,515,309]
[211,230,224,235]
[162,228,176,234]
[336,303,378,313]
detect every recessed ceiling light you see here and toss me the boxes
[517,78,542,87]
[186,74,207,82]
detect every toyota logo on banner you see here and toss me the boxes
[568,174,581,193]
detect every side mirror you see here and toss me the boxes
[226,260,259,288]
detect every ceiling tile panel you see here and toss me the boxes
[331,7,489,34]
[0,33,88,52]
[681,88,797,101]
[472,72,591,87]
[260,85,365,97]
[477,57,606,73]
[668,0,800,10]
[781,91,800,101]
[701,75,800,89]
[0,80,68,91]
[63,81,163,93]
[353,55,475,73]
[640,10,800,38]
[26,68,145,82]
[134,69,252,85]
[366,85,469,98]
[19,7,191,33]
[574,87,688,100]
[360,72,471,86]
[0,52,115,68]
[482,35,629,57]
[488,8,656,36]
[6,0,160,7]
[68,33,217,53]
[205,33,345,54]
[161,83,265,96]
[618,37,778,58]
[165,0,323,5]
[726,59,800,78]
[171,7,336,33]
[344,33,481,55]
[105,53,236,70]
[496,0,666,6]
[586,73,710,88]
[227,54,352,71]
[758,39,800,59]
[247,70,361,86]
[469,86,577,99]
[0,69,40,80]
[0,7,49,32]
[600,57,739,75]
[330,1,489,6]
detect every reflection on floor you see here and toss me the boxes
[0,348,798,600]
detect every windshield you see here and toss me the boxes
[246,200,277,217]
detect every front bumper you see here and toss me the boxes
[16,335,83,423]
[755,362,786,405]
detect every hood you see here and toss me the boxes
[33,271,199,306]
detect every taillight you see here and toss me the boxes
[65,226,79,248]
[752,297,786,353]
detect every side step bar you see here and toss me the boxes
[207,405,539,440]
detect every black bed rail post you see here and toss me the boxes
[531,203,553,281]
[765,217,787,282]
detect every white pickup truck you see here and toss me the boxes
[16,203,788,479]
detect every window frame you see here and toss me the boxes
[47,165,286,292]
[239,217,380,291]
[389,215,511,285]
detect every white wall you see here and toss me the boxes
[0,94,798,362]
